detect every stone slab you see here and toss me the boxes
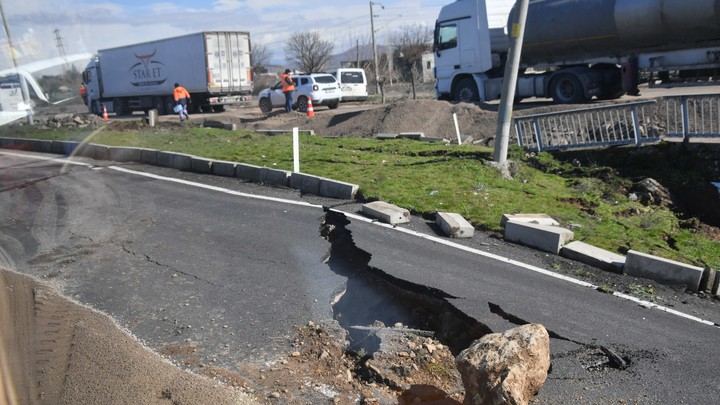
[289,172,321,195]
[212,160,237,177]
[504,220,574,254]
[236,163,263,182]
[191,157,213,174]
[362,201,410,225]
[501,213,560,228]
[436,212,474,238]
[319,179,359,200]
[261,167,291,186]
[561,241,625,273]
[624,250,705,292]
[109,146,143,162]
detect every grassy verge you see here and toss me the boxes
[2,122,718,269]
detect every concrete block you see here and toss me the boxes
[712,270,720,297]
[504,220,574,254]
[319,179,359,200]
[156,151,175,168]
[561,241,625,273]
[50,140,79,156]
[289,172,321,195]
[191,157,213,174]
[40,140,53,153]
[624,250,705,292]
[256,129,315,136]
[171,153,193,171]
[501,213,560,228]
[436,212,474,238]
[398,132,425,139]
[108,146,143,162]
[141,149,158,165]
[417,137,448,143]
[203,120,237,131]
[261,167,291,186]
[212,160,237,177]
[236,163,263,182]
[376,133,398,140]
[88,143,109,161]
[362,201,411,225]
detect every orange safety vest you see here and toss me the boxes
[79,85,87,96]
[281,73,295,92]
[174,86,190,101]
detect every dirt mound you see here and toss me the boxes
[0,268,258,405]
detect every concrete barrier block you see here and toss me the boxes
[202,120,237,131]
[261,167,291,186]
[712,270,720,297]
[50,140,79,156]
[398,132,425,139]
[436,212,474,238]
[212,160,237,177]
[141,149,158,165]
[319,179,359,200]
[376,133,398,140]
[171,153,193,171]
[501,213,560,228]
[561,241,625,273]
[504,220,574,254]
[236,163,263,182]
[108,146,143,162]
[362,201,411,225]
[290,172,321,195]
[624,250,705,292]
[156,151,175,168]
[191,157,213,174]
[40,140,53,153]
[88,143,109,161]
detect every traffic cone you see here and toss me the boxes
[306,97,315,117]
[102,104,109,121]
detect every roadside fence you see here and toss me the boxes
[513,100,660,152]
[662,94,720,140]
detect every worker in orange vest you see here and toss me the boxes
[281,69,296,112]
[79,83,88,106]
[173,83,191,121]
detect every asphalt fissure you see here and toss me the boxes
[320,208,492,355]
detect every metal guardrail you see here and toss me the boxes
[663,94,720,140]
[513,100,660,152]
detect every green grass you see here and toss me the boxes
[3,122,718,269]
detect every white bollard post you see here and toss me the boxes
[453,113,462,145]
[293,127,300,173]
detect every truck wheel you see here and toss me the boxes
[296,96,308,113]
[212,105,225,113]
[328,101,339,109]
[551,74,588,104]
[200,104,212,113]
[454,78,479,103]
[259,98,273,113]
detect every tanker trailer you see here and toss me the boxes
[433,0,720,103]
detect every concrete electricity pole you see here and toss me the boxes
[370,1,383,94]
[493,0,530,164]
[0,0,33,125]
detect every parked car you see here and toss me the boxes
[258,73,341,113]
[327,68,368,101]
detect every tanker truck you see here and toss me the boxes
[434,0,720,103]
[82,32,253,116]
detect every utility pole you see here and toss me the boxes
[54,28,68,69]
[370,1,382,94]
[493,0,529,164]
[0,0,33,125]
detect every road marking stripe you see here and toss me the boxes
[3,151,715,328]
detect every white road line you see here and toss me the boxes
[0,150,94,167]
[3,151,716,328]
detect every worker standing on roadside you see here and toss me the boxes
[173,83,191,121]
[281,69,296,112]
[79,83,88,106]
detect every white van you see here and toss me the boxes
[327,68,368,101]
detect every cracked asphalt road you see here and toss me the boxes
[1,150,718,404]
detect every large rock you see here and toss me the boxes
[455,324,550,405]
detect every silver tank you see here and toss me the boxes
[509,0,720,64]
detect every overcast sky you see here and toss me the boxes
[0,0,515,71]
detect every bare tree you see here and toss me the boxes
[284,31,334,73]
[250,42,271,74]
[389,24,432,99]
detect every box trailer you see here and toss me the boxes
[82,31,253,115]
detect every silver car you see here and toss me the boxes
[258,73,341,113]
